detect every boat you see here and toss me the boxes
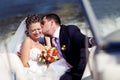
[80,0,120,80]
[1,0,120,80]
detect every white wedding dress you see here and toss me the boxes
[5,19,70,80]
[24,48,48,80]
[24,47,70,80]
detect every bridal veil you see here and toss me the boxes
[0,19,27,80]
[7,19,26,53]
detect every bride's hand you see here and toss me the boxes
[17,52,21,58]
[45,36,51,47]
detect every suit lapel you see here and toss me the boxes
[59,25,67,48]
[59,25,70,59]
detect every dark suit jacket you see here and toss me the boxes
[59,25,92,71]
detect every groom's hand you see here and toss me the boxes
[89,37,96,46]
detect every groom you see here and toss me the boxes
[41,13,95,80]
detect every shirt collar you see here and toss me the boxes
[53,26,60,38]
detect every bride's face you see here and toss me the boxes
[28,22,42,40]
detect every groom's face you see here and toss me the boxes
[41,17,53,37]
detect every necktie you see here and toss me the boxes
[52,37,62,57]
[52,38,59,49]
[52,37,72,68]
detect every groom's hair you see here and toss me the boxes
[26,14,40,29]
[41,13,61,25]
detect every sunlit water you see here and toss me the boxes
[0,0,88,52]
[91,0,120,37]
[1,0,120,52]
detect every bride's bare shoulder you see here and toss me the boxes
[22,37,32,44]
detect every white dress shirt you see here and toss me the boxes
[52,27,72,68]
[52,27,62,57]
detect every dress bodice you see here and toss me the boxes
[29,48,41,61]
[25,48,70,80]
[26,48,47,75]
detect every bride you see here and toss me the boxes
[7,14,70,80]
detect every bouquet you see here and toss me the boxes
[38,47,59,64]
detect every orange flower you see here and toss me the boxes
[53,49,59,56]
[38,47,59,64]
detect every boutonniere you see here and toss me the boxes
[61,45,66,51]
